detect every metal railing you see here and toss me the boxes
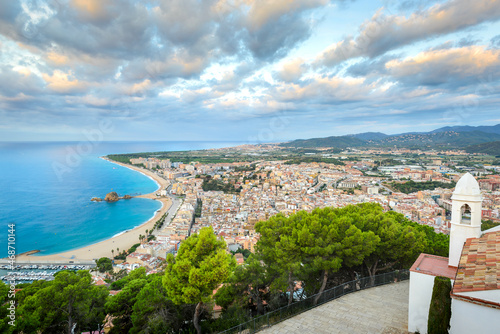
[218,269,410,334]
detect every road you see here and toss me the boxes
[153,183,182,236]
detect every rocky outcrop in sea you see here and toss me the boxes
[91,192,133,202]
[104,192,119,202]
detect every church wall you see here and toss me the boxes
[448,223,481,267]
[450,298,500,334]
[409,271,455,334]
[408,271,435,334]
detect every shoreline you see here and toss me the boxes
[15,157,172,263]
[102,157,162,193]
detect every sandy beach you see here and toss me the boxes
[15,158,172,263]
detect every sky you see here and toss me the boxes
[1,0,500,143]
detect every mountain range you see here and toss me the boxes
[280,124,500,155]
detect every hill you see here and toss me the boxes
[374,131,500,149]
[279,125,500,149]
[465,141,500,156]
[347,132,389,141]
[430,124,500,135]
[280,135,367,148]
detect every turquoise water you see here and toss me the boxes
[0,141,243,257]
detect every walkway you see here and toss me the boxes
[259,281,410,334]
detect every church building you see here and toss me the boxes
[408,172,500,334]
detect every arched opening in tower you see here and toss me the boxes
[460,204,472,225]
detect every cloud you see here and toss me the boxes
[122,50,210,82]
[65,94,112,107]
[276,58,308,82]
[385,46,500,87]
[181,87,224,104]
[151,0,327,66]
[315,0,500,67]
[244,6,320,60]
[491,34,500,48]
[457,35,481,47]
[153,0,217,50]
[0,92,33,102]
[70,0,115,24]
[45,50,69,65]
[0,1,21,22]
[0,65,44,97]
[128,79,153,96]
[1,0,153,60]
[272,75,374,103]
[246,0,327,30]
[207,70,240,92]
[42,70,88,93]
[345,54,396,77]
[0,0,328,94]
[1,0,499,141]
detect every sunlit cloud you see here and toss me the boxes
[315,0,500,67]
[42,70,87,93]
[386,46,500,86]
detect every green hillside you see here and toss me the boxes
[375,131,500,148]
[430,124,500,135]
[465,141,500,156]
[348,132,389,141]
[280,135,367,148]
[280,130,500,149]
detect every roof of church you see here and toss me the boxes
[453,231,500,293]
[410,253,457,279]
[452,172,481,197]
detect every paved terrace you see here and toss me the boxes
[259,281,410,334]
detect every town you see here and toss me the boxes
[109,144,500,274]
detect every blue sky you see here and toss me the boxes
[1,0,500,143]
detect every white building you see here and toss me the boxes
[408,172,500,334]
[408,254,457,333]
[448,173,482,268]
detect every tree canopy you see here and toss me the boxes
[105,268,193,334]
[254,203,443,305]
[388,180,455,194]
[163,226,236,334]
[96,257,113,273]
[16,270,108,334]
[0,282,13,333]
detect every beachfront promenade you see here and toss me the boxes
[259,281,410,334]
[0,259,97,266]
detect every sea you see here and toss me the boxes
[0,141,245,258]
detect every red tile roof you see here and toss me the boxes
[453,231,500,293]
[93,277,107,286]
[234,253,245,265]
[410,253,457,279]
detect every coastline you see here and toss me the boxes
[102,157,162,192]
[16,157,172,263]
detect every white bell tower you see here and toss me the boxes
[448,172,482,267]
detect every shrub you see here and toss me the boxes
[428,276,452,334]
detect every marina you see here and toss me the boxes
[0,264,93,284]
